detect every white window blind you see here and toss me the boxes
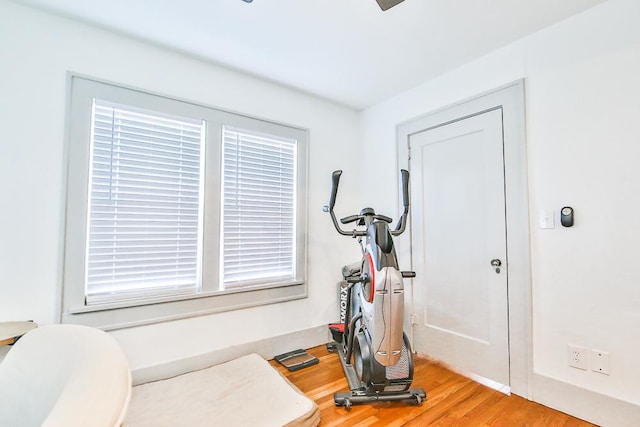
[222,127,297,288]
[85,100,205,303]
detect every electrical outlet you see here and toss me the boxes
[591,350,611,375]
[568,344,588,370]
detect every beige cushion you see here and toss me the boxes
[126,353,319,427]
[0,324,132,427]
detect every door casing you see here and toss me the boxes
[396,80,531,398]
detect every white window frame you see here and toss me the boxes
[62,74,308,329]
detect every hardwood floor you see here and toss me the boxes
[269,345,595,426]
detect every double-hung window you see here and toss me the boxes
[63,76,308,329]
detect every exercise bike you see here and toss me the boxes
[323,169,426,409]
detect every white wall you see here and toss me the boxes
[3,0,640,421]
[0,1,362,371]
[360,0,640,415]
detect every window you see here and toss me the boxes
[86,101,205,304]
[63,75,308,329]
[221,127,298,289]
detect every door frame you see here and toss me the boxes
[396,80,532,398]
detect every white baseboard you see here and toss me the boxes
[533,373,640,427]
[132,325,329,385]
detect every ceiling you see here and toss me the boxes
[22,0,607,110]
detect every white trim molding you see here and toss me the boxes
[533,373,640,427]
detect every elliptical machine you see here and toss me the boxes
[324,169,426,408]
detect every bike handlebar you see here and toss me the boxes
[341,214,392,225]
[323,169,410,238]
[340,214,360,224]
[328,170,342,211]
[391,169,411,236]
[401,169,410,209]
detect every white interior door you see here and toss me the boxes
[409,108,510,386]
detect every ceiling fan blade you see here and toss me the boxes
[375,0,405,11]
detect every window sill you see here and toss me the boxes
[62,281,307,331]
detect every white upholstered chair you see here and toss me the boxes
[0,324,131,427]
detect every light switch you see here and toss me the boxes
[540,210,555,229]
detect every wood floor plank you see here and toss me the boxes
[452,389,507,424]
[270,345,595,426]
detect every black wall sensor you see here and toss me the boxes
[560,206,574,227]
